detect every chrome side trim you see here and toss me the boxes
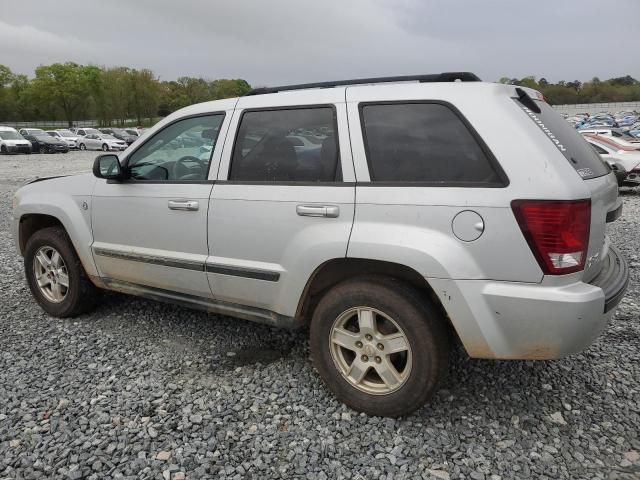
[101,278,299,328]
[92,247,282,282]
[205,263,281,282]
[93,247,204,271]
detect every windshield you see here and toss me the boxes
[101,135,118,141]
[59,130,75,137]
[28,129,46,135]
[85,128,101,135]
[0,131,23,140]
[34,135,53,141]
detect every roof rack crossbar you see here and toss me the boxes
[245,72,481,96]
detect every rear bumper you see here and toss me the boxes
[429,246,629,360]
[589,245,629,313]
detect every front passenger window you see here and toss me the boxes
[127,114,224,181]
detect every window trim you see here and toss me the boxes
[226,104,343,185]
[357,100,509,187]
[119,111,226,184]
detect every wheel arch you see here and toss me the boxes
[19,214,65,255]
[296,258,459,341]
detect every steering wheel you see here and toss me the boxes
[172,156,206,180]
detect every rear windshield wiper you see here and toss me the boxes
[515,87,541,114]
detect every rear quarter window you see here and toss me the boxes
[515,100,610,180]
[359,102,506,186]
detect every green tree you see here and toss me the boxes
[31,62,98,127]
[130,69,161,125]
[210,79,251,99]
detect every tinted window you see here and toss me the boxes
[515,100,610,179]
[229,107,341,182]
[360,103,502,185]
[127,114,224,181]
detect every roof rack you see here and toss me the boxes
[245,72,481,96]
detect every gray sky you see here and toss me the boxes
[1,0,637,86]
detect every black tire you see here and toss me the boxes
[39,145,47,154]
[1,145,7,154]
[309,276,449,417]
[24,227,101,317]
[101,143,109,151]
[79,143,86,151]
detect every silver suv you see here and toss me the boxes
[12,73,629,417]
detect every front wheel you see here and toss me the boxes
[39,146,47,154]
[24,227,101,317]
[79,143,86,151]
[0,145,7,154]
[101,143,109,151]
[310,276,449,417]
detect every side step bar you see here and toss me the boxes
[102,278,300,329]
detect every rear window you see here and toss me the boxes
[360,102,505,185]
[515,99,610,179]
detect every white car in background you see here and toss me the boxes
[584,134,640,187]
[47,129,80,149]
[73,128,102,138]
[77,133,127,151]
[0,126,31,154]
[579,128,640,144]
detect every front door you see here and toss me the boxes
[91,112,229,298]
[207,91,356,318]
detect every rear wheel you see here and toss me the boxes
[310,276,449,417]
[101,143,109,151]
[24,227,101,317]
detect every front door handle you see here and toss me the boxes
[168,200,199,211]
[296,204,340,218]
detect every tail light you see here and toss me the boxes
[512,200,591,275]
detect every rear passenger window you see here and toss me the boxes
[229,107,341,182]
[360,103,503,185]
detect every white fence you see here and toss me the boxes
[553,102,640,116]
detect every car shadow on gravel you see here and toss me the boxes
[86,291,303,365]
[82,292,609,422]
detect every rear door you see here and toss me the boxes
[207,89,356,318]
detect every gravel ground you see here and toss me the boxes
[0,152,639,480]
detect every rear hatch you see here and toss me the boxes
[513,89,620,281]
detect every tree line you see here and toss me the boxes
[1,63,639,127]
[498,75,640,106]
[0,62,251,127]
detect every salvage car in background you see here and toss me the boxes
[578,127,640,144]
[47,129,80,149]
[99,128,137,145]
[73,127,102,138]
[19,129,69,154]
[584,134,640,187]
[78,133,127,151]
[0,126,31,154]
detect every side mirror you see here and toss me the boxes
[93,154,124,180]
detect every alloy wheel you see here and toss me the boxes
[33,246,69,303]
[329,306,412,395]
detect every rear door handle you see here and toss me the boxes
[296,204,340,218]
[168,200,199,211]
